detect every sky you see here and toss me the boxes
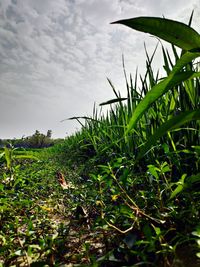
[0,0,199,139]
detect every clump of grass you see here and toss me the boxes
[62,39,199,174]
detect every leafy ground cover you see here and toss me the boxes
[0,148,119,266]
[1,15,200,267]
[1,145,199,266]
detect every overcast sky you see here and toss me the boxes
[0,0,199,139]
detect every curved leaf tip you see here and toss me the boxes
[111,16,200,51]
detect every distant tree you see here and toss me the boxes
[46,130,52,139]
[26,130,54,148]
[27,130,44,148]
[2,130,55,149]
[0,139,3,148]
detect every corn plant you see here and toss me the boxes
[111,16,200,162]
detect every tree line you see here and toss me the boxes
[0,130,63,149]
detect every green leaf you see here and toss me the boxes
[171,178,185,197]
[111,17,200,51]
[192,226,200,237]
[0,151,5,158]
[127,67,199,135]
[196,252,200,258]
[112,16,200,135]
[14,250,23,256]
[162,143,169,154]
[143,224,153,241]
[126,56,200,134]
[0,184,4,191]
[152,225,161,236]
[170,174,187,199]
[147,165,159,180]
[160,162,170,173]
[4,147,11,169]
[15,155,39,161]
[137,110,200,160]
[186,173,200,187]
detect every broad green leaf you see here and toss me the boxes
[152,224,161,236]
[147,165,159,180]
[126,51,200,134]
[127,70,198,134]
[192,226,200,237]
[112,16,200,135]
[170,174,187,199]
[112,17,200,51]
[160,162,170,173]
[171,52,200,74]
[137,109,200,160]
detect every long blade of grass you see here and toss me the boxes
[4,147,11,169]
[111,17,200,51]
[188,10,194,27]
[126,51,200,134]
[137,109,200,160]
[15,155,39,161]
[100,98,127,106]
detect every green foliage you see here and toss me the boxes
[137,109,200,160]
[0,145,39,183]
[2,14,200,267]
[0,130,56,149]
[0,150,76,266]
[54,14,200,266]
[113,17,200,51]
[112,17,200,158]
[111,16,200,51]
[27,130,52,148]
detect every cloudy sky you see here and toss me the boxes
[0,0,199,139]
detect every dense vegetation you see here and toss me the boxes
[0,15,200,266]
[0,130,63,149]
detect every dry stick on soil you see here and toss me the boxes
[56,171,76,190]
[105,218,138,234]
[56,171,69,189]
[107,164,164,230]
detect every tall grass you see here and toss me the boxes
[60,43,199,173]
[55,15,200,181]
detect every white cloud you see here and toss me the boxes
[76,0,121,25]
